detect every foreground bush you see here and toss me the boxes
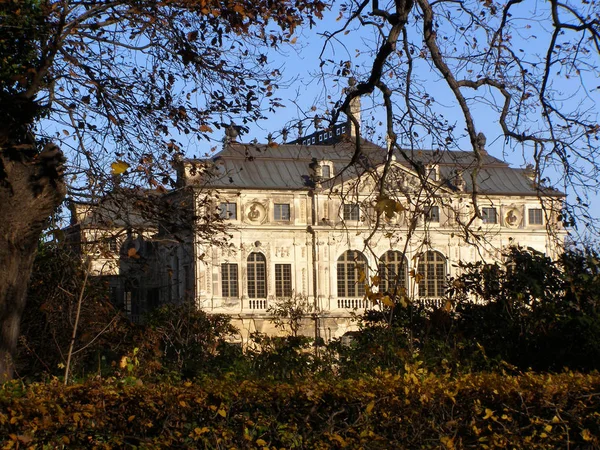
[1,368,599,448]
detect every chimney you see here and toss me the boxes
[347,77,361,138]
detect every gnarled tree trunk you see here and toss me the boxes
[0,143,65,381]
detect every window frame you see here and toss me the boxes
[424,205,440,223]
[275,264,292,298]
[343,203,361,221]
[221,263,239,298]
[219,202,237,220]
[482,207,498,224]
[417,251,447,298]
[378,251,409,295]
[528,208,543,225]
[274,203,291,221]
[337,250,368,298]
[247,252,267,299]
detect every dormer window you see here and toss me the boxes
[426,165,439,181]
[318,161,333,179]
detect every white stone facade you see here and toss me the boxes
[183,141,565,341]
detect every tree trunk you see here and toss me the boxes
[0,143,65,381]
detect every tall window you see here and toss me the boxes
[247,253,266,298]
[482,207,497,224]
[378,251,408,294]
[221,263,238,297]
[337,250,367,297]
[321,164,331,178]
[275,264,292,297]
[529,208,543,225]
[343,203,360,221]
[417,251,447,298]
[424,205,440,223]
[274,203,291,221]
[219,202,237,220]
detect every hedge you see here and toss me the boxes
[1,368,599,449]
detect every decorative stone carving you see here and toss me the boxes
[504,207,522,228]
[243,200,268,224]
[275,246,290,258]
[302,268,307,295]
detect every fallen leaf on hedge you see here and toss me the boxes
[582,429,593,441]
[256,439,267,446]
[366,401,375,414]
[441,436,455,449]
[483,408,494,420]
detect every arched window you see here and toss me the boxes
[247,252,266,298]
[378,251,408,295]
[337,250,368,297]
[417,251,447,298]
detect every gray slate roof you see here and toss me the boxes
[198,141,563,197]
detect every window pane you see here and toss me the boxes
[529,208,543,225]
[275,264,292,297]
[425,206,440,222]
[219,202,237,219]
[321,165,331,178]
[274,203,291,221]
[378,251,408,294]
[221,264,238,297]
[343,204,360,221]
[482,207,497,224]
[417,251,446,298]
[337,250,367,297]
[247,253,266,298]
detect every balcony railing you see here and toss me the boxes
[419,297,445,309]
[337,298,369,309]
[248,299,268,310]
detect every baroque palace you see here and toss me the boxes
[170,122,564,341]
[69,119,565,342]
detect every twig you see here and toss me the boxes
[64,261,89,385]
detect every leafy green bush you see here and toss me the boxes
[448,246,600,371]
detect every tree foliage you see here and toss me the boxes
[0,0,325,380]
